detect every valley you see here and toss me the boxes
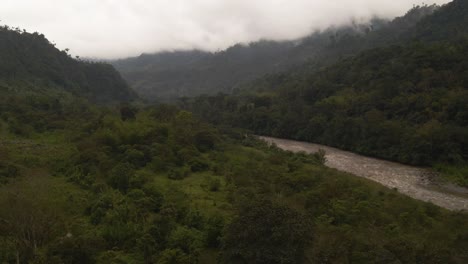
[1,0,467,263]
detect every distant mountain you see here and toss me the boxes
[0,26,137,103]
[113,4,439,101]
[113,41,294,101]
[186,0,468,181]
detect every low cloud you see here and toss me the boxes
[1,0,450,58]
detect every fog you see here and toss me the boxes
[1,0,450,59]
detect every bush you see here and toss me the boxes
[149,156,168,172]
[168,167,191,180]
[101,221,138,249]
[222,199,312,264]
[194,130,218,152]
[157,249,190,264]
[68,166,95,188]
[0,161,19,182]
[207,177,221,192]
[205,215,225,248]
[168,226,204,255]
[143,186,165,213]
[189,158,210,172]
[107,163,134,193]
[46,235,104,264]
[123,148,146,168]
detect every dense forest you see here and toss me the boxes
[186,39,468,183]
[113,5,438,101]
[185,0,468,186]
[0,26,137,103]
[1,94,467,263]
[0,0,467,263]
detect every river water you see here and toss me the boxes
[259,136,468,211]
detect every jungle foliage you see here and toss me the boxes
[185,0,468,186]
[0,26,137,103]
[0,1,467,263]
[0,95,467,263]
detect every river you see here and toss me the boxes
[259,136,468,211]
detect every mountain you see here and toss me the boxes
[408,0,468,41]
[113,4,438,101]
[113,41,295,100]
[186,0,468,186]
[1,1,468,263]
[0,26,137,103]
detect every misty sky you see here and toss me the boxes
[1,0,450,59]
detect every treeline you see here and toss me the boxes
[186,38,468,186]
[182,0,468,187]
[0,26,136,103]
[0,97,467,263]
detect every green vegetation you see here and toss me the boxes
[185,0,468,186]
[0,26,137,103]
[188,40,468,167]
[0,0,467,263]
[0,97,467,263]
[113,5,439,101]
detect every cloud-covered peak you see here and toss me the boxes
[1,0,450,59]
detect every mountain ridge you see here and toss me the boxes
[185,0,468,186]
[0,26,137,103]
[113,4,439,101]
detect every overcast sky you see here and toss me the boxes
[1,0,450,59]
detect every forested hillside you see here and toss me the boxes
[1,96,467,263]
[0,1,467,263]
[0,26,137,103]
[186,0,468,186]
[408,0,468,41]
[113,5,438,101]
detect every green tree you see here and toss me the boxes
[222,199,312,264]
[107,163,134,193]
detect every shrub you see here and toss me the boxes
[0,161,19,181]
[222,199,312,264]
[208,177,221,192]
[168,167,191,180]
[107,163,134,193]
[189,158,210,172]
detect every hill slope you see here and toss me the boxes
[0,26,137,103]
[0,3,467,263]
[1,102,467,263]
[113,5,438,101]
[186,0,468,185]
